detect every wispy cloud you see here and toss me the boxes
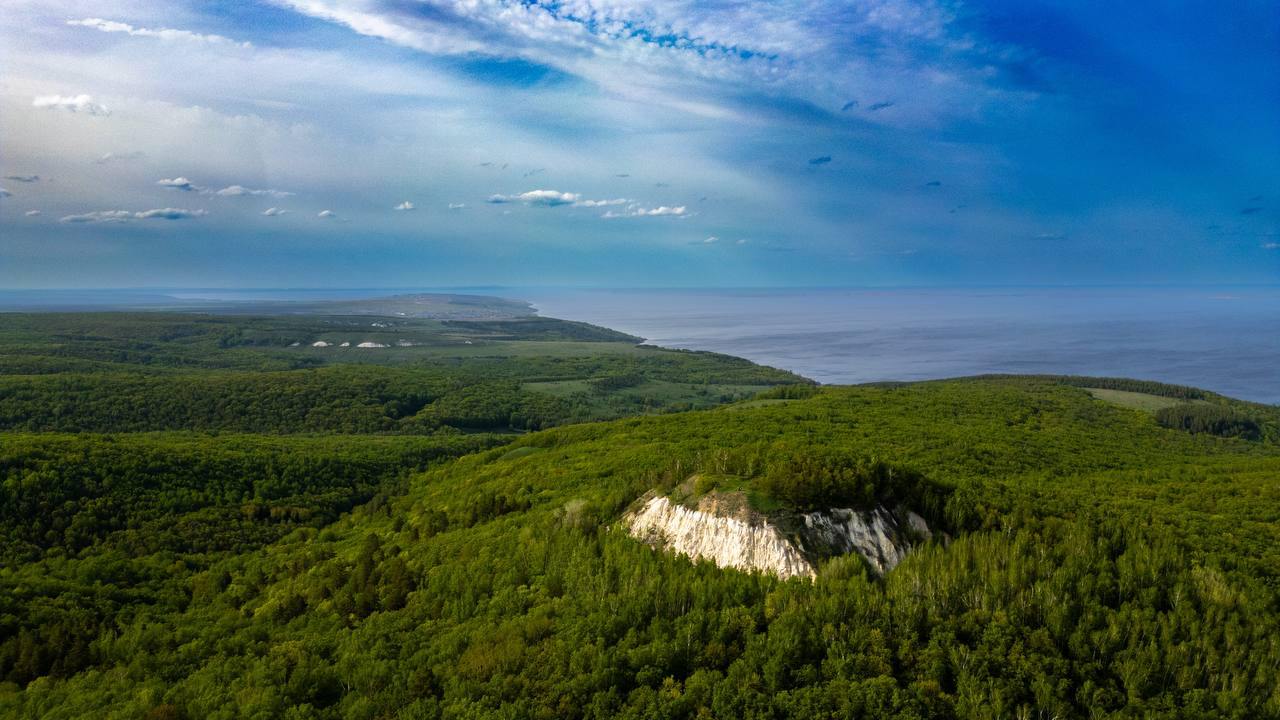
[59,208,207,223]
[0,188,10,198]
[262,207,288,216]
[214,185,294,198]
[272,0,1022,127]
[574,198,630,208]
[67,18,251,48]
[60,210,132,223]
[134,208,208,220]
[4,175,40,183]
[25,210,41,217]
[318,209,337,218]
[33,94,110,116]
[95,151,145,164]
[602,205,689,218]
[394,201,415,210]
[448,203,467,210]
[488,190,630,208]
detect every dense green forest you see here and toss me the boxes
[1,313,1279,718]
[0,313,802,433]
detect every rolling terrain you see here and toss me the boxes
[0,313,1278,718]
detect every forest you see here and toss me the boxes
[1,314,1278,719]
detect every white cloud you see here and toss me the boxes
[574,198,630,207]
[158,177,201,192]
[4,175,40,183]
[95,151,146,164]
[488,190,632,208]
[703,236,719,243]
[59,210,133,223]
[270,0,1015,129]
[603,205,689,218]
[25,210,42,217]
[134,208,208,220]
[448,203,467,210]
[262,207,288,216]
[736,238,748,245]
[59,208,207,223]
[488,189,579,206]
[394,201,415,210]
[318,209,336,218]
[215,185,294,198]
[33,94,110,116]
[67,18,252,48]
[1264,242,1279,250]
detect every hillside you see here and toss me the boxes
[3,373,1277,719]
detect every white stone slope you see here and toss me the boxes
[625,495,929,580]
[627,495,815,579]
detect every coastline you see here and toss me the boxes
[524,287,1280,405]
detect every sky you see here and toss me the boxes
[0,0,1277,288]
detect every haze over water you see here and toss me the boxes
[527,287,1280,405]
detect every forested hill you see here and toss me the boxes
[0,309,804,716]
[2,367,1278,718]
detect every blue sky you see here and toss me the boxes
[0,0,1276,288]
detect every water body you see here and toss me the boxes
[524,287,1280,404]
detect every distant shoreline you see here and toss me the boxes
[0,287,1277,405]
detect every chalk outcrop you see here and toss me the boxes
[625,494,929,580]
[627,495,814,579]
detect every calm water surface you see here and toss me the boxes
[525,288,1280,404]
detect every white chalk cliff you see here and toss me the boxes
[625,494,930,580]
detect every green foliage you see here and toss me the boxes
[1155,403,1265,440]
[0,432,494,560]
[757,451,936,513]
[440,318,641,342]
[975,374,1210,400]
[0,314,802,434]
[754,383,820,400]
[588,373,646,393]
[0,431,496,686]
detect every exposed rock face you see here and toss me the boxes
[801,507,929,575]
[627,495,815,579]
[625,494,929,580]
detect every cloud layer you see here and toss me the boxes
[60,208,208,223]
[215,185,293,198]
[32,94,110,115]
[67,17,251,47]
[1,0,1276,287]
